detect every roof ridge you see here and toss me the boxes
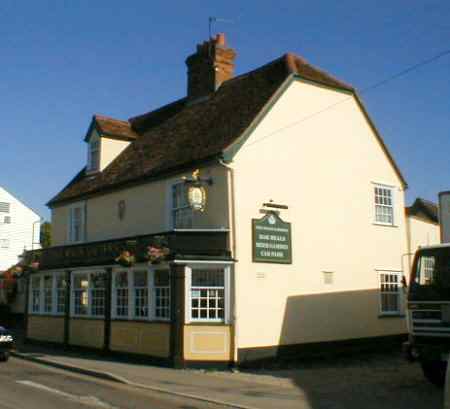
[94,114,130,124]
[417,197,437,206]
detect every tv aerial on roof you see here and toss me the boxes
[208,16,235,39]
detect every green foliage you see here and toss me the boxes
[40,221,52,248]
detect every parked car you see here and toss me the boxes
[0,326,14,361]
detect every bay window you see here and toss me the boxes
[111,267,171,321]
[190,268,226,322]
[56,274,67,314]
[154,270,170,320]
[73,273,89,316]
[31,276,41,313]
[133,270,148,319]
[115,271,129,318]
[43,275,53,313]
[90,272,106,317]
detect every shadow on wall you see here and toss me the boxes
[240,290,442,409]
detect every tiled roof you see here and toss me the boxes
[48,53,402,206]
[406,198,439,224]
[91,115,138,141]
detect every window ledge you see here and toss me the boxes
[378,314,405,319]
[372,223,398,228]
[186,321,229,326]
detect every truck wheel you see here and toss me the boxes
[421,360,447,387]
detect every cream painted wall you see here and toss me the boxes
[406,216,440,274]
[51,164,229,245]
[100,137,130,172]
[231,78,408,350]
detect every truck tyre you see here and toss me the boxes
[421,360,447,387]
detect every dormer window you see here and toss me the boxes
[87,139,100,172]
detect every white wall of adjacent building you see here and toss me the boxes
[0,186,41,271]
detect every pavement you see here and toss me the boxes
[11,341,443,409]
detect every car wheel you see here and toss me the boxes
[421,360,447,387]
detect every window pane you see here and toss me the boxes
[91,272,106,289]
[191,269,225,321]
[192,269,224,287]
[154,270,170,320]
[379,272,400,314]
[133,270,147,287]
[115,271,128,288]
[154,270,169,286]
[31,276,40,289]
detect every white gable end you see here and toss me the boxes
[0,186,40,271]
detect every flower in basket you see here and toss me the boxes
[146,245,170,264]
[115,250,135,267]
[30,261,40,270]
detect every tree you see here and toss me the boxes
[40,222,52,248]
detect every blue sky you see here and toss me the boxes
[1,0,449,220]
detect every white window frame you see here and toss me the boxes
[68,202,86,244]
[43,274,53,314]
[184,264,231,324]
[133,269,150,320]
[112,268,132,320]
[30,274,43,314]
[153,268,171,321]
[55,272,67,315]
[87,137,101,173]
[69,270,106,318]
[111,265,172,322]
[171,182,193,230]
[378,269,403,316]
[71,272,90,317]
[90,271,106,318]
[373,183,395,226]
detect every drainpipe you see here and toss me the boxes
[218,159,238,365]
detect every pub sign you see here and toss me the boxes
[252,212,292,264]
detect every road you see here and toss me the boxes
[0,358,226,409]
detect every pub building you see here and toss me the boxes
[25,33,415,367]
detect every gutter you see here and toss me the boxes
[219,158,239,364]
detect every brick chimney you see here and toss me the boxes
[185,33,236,101]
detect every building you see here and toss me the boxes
[404,197,440,279]
[25,34,428,366]
[0,186,40,318]
[0,186,40,271]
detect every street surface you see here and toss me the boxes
[0,353,444,409]
[0,358,225,409]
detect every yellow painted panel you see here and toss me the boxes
[69,319,104,349]
[27,316,64,343]
[110,321,170,358]
[184,325,232,361]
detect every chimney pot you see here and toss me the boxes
[185,33,236,101]
[215,33,226,46]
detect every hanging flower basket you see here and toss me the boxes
[145,245,170,265]
[115,250,135,267]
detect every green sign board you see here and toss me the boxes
[252,213,292,264]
